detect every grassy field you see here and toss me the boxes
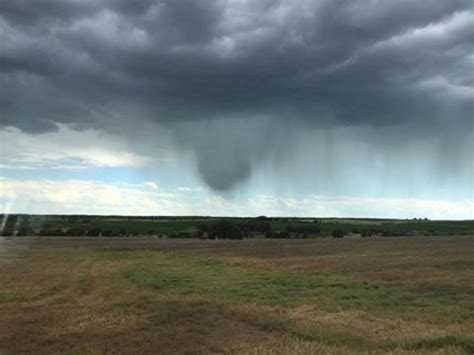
[1,236,473,354]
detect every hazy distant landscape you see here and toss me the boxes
[3,214,474,239]
[1,215,473,353]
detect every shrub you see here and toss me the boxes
[198,224,209,232]
[209,221,243,239]
[265,231,289,239]
[86,228,101,237]
[380,230,406,237]
[1,230,13,236]
[37,228,66,236]
[168,232,192,239]
[240,220,271,233]
[101,230,114,237]
[286,224,320,234]
[193,230,206,239]
[16,228,30,236]
[332,229,345,238]
[66,228,86,236]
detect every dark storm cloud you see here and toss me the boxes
[1,0,473,189]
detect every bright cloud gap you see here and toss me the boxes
[1,178,472,219]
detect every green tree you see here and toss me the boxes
[209,221,243,239]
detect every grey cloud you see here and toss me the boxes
[1,0,473,189]
[0,0,98,26]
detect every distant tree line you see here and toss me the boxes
[2,214,461,239]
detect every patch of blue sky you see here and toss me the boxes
[0,166,143,185]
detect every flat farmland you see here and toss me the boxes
[1,236,473,354]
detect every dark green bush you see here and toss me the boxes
[332,229,345,238]
[208,221,243,239]
[286,224,320,234]
[86,228,101,237]
[66,228,86,236]
[265,231,290,239]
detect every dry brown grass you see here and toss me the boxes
[0,236,473,354]
[0,246,275,354]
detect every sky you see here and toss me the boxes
[0,0,473,218]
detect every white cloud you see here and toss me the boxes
[0,178,191,215]
[176,186,205,193]
[415,75,474,101]
[144,181,158,189]
[202,194,474,219]
[0,177,472,219]
[372,10,474,50]
[0,124,148,170]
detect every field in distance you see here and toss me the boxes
[1,235,474,354]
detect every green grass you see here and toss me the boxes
[405,335,474,353]
[0,291,29,303]
[122,252,473,324]
[74,278,93,295]
[1,236,473,354]
[254,315,372,349]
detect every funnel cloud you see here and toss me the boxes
[1,0,473,192]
